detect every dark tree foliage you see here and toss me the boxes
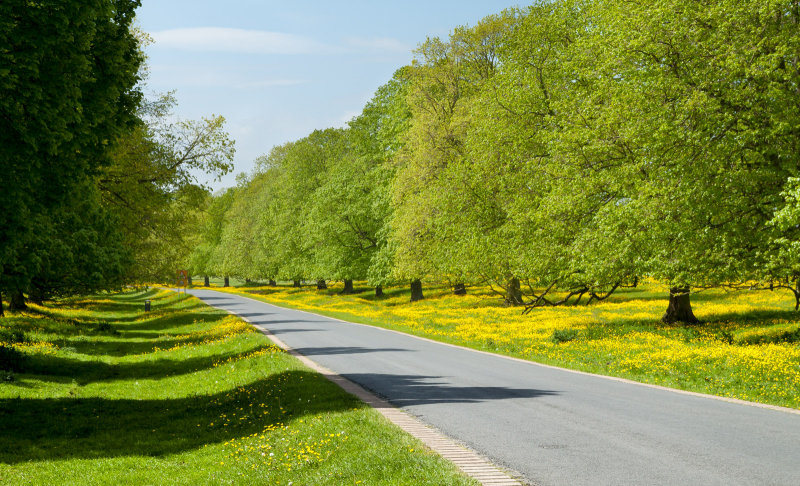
[0,1,143,310]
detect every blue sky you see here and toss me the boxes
[136,1,521,190]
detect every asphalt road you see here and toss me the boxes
[188,288,800,486]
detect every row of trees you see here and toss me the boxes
[197,0,800,323]
[1,1,234,315]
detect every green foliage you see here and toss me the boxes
[0,0,143,305]
[191,0,800,319]
[551,329,580,344]
[102,93,234,283]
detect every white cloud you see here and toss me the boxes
[148,64,306,90]
[344,36,411,53]
[151,27,333,55]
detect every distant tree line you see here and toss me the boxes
[0,1,233,315]
[192,0,800,323]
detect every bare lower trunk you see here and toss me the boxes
[9,289,27,312]
[28,286,45,305]
[375,285,383,297]
[292,280,301,288]
[410,279,423,302]
[204,275,210,287]
[269,279,277,286]
[223,276,230,287]
[188,275,193,287]
[341,279,354,294]
[507,278,523,306]
[453,283,467,295]
[316,279,327,290]
[662,286,699,324]
[245,279,251,285]
[794,280,800,311]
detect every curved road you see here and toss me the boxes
[188,289,800,485]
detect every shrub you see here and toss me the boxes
[552,328,579,344]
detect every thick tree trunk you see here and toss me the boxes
[410,279,424,302]
[223,276,229,287]
[245,278,251,285]
[375,285,384,298]
[453,282,467,295]
[507,278,523,306]
[204,275,210,287]
[9,289,27,312]
[662,286,699,324]
[316,279,327,290]
[269,279,277,286]
[187,275,193,287]
[341,279,354,294]
[28,286,45,305]
[292,280,301,288]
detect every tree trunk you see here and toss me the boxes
[187,275,193,287]
[204,275,210,287]
[9,289,27,312]
[28,286,45,305]
[662,286,699,324]
[316,279,327,290]
[341,279,354,294]
[0,290,4,317]
[453,282,467,295]
[375,285,384,297]
[292,280,301,288]
[410,279,424,302]
[245,278,251,285]
[507,278,523,306]
[223,276,229,287]
[269,279,277,286]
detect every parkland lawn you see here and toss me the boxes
[0,290,477,485]
[213,281,800,410]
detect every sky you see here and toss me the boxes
[136,0,521,190]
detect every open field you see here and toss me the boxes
[0,290,476,485]
[209,282,800,410]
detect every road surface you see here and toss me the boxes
[188,288,800,486]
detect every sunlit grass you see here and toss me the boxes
[215,281,800,409]
[0,289,476,485]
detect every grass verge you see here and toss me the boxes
[207,281,800,410]
[0,289,477,485]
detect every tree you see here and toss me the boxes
[100,93,234,283]
[390,12,517,299]
[0,0,143,311]
[561,0,800,322]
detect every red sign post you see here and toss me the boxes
[177,269,189,292]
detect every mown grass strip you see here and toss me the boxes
[210,282,800,410]
[0,289,477,485]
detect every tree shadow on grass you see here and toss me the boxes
[118,311,224,333]
[0,370,363,464]
[18,344,280,385]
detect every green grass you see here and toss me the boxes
[211,281,800,410]
[0,290,477,485]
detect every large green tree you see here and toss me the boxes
[0,0,143,313]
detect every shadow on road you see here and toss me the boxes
[293,346,412,356]
[343,373,559,406]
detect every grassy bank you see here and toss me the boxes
[209,282,800,410]
[0,290,476,485]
